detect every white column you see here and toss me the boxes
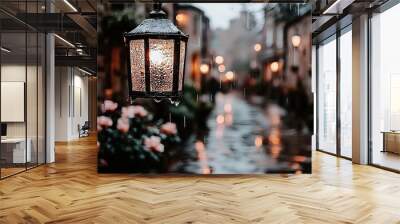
[45,0,55,163]
[46,33,55,163]
[312,45,317,150]
[352,14,369,164]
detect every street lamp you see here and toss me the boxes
[270,61,279,73]
[215,56,224,64]
[124,3,189,102]
[218,64,226,73]
[254,43,262,52]
[291,34,301,72]
[225,71,234,81]
[200,63,210,75]
[291,35,301,48]
[175,13,187,26]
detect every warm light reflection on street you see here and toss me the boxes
[224,103,232,113]
[225,113,233,126]
[266,104,283,159]
[270,145,282,159]
[216,114,225,125]
[195,141,211,174]
[268,129,281,145]
[168,91,310,174]
[255,135,263,150]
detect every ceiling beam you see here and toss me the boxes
[55,55,96,70]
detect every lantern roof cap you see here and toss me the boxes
[125,17,188,38]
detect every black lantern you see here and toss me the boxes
[124,3,189,102]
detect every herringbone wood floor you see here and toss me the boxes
[1,135,400,224]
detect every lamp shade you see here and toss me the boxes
[124,4,188,101]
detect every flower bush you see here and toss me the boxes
[97,101,180,173]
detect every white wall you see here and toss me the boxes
[71,73,89,138]
[1,65,39,137]
[1,65,26,140]
[55,66,69,141]
[55,67,89,141]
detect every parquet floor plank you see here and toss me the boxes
[0,135,400,223]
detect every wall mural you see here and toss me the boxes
[97,2,313,174]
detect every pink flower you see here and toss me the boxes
[144,136,164,153]
[121,106,135,118]
[97,116,113,131]
[101,100,118,113]
[135,106,148,117]
[121,105,148,118]
[117,117,130,133]
[160,122,177,135]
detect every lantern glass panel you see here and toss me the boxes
[179,40,186,91]
[130,39,145,92]
[149,39,174,92]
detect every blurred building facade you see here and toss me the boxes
[174,5,211,90]
[211,8,258,82]
[258,4,287,83]
[284,14,312,98]
[257,5,311,93]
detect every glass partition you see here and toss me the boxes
[317,36,337,154]
[339,28,352,158]
[38,31,46,165]
[0,1,46,179]
[27,30,38,169]
[371,4,400,171]
[1,31,28,177]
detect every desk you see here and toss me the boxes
[1,138,31,163]
[382,131,400,154]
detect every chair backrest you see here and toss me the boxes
[82,121,90,129]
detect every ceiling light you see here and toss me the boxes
[1,47,11,53]
[63,0,78,12]
[322,0,354,15]
[76,49,84,55]
[78,67,93,76]
[54,34,75,48]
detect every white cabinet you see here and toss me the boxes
[1,138,32,163]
